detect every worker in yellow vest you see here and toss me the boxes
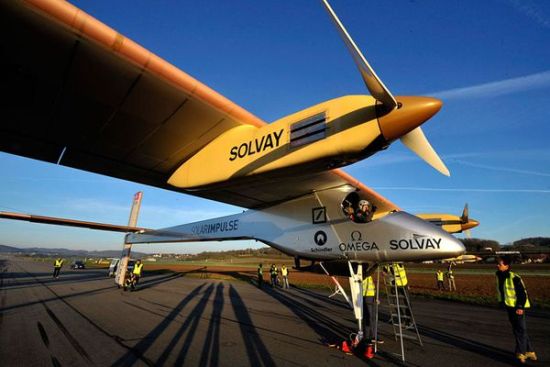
[257,263,263,288]
[436,269,445,290]
[362,275,377,344]
[392,263,408,288]
[127,259,143,291]
[281,265,290,289]
[270,264,279,287]
[52,258,64,278]
[388,263,412,324]
[496,257,537,363]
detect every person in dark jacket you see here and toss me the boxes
[496,257,537,363]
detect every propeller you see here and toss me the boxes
[461,203,469,222]
[401,128,450,176]
[321,0,450,176]
[460,203,479,236]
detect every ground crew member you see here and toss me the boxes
[436,269,445,290]
[281,265,289,289]
[496,257,537,363]
[52,258,64,278]
[446,268,456,291]
[389,263,412,324]
[270,264,278,287]
[362,275,377,343]
[131,259,143,290]
[257,263,263,288]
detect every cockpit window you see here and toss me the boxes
[342,192,376,223]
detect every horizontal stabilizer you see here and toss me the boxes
[0,211,150,233]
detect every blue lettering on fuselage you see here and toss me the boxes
[192,220,239,235]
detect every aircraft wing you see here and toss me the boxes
[0,0,398,213]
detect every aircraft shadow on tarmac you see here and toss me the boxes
[112,278,356,367]
[113,282,274,367]
[0,270,193,314]
[112,283,212,366]
[1,271,109,290]
[109,268,411,366]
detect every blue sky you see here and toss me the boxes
[1,0,549,253]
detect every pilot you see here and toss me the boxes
[355,200,373,223]
[344,205,355,221]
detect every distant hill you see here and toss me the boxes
[0,244,23,253]
[0,244,149,258]
[511,237,550,248]
[460,238,500,252]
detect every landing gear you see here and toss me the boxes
[322,261,379,358]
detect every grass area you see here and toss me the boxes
[406,268,550,276]
[409,290,550,309]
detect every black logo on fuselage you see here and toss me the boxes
[351,231,362,241]
[339,231,379,252]
[314,231,327,246]
[312,207,327,224]
[229,129,284,161]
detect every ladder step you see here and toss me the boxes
[400,334,420,341]
[390,314,411,319]
[391,321,415,326]
[391,322,415,328]
[388,304,410,309]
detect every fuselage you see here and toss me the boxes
[127,187,465,263]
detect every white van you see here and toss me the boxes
[108,258,135,277]
[108,258,119,277]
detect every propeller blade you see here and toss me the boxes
[400,127,450,176]
[461,203,469,223]
[464,229,472,239]
[321,0,397,110]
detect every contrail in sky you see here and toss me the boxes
[429,70,550,100]
[507,0,550,29]
[450,159,550,178]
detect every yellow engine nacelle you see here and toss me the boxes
[168,95,381,188]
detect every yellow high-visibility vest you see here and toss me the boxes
[54,259,63,267]
[393,263,408,287]
[497,271,530,308]
[436,271,444,281]
[257,266,263,275]
[133,263,143,276]
[363,276,375,297]
[281,267,288,276]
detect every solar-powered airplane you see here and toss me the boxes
[0,0,478,346]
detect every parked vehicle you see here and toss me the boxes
[71,260,86,269]
[108,258,135,277]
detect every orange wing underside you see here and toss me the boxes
[0,0,398,212]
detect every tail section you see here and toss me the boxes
[115,192,143,287]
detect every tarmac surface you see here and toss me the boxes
[0,255,548,367]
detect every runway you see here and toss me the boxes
[0,256,548,367]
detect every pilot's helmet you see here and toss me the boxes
[358,200,370,209]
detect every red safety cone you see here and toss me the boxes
[365,344,375,359]
[341,340,353,355]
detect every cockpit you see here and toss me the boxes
[341,192,376,223]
